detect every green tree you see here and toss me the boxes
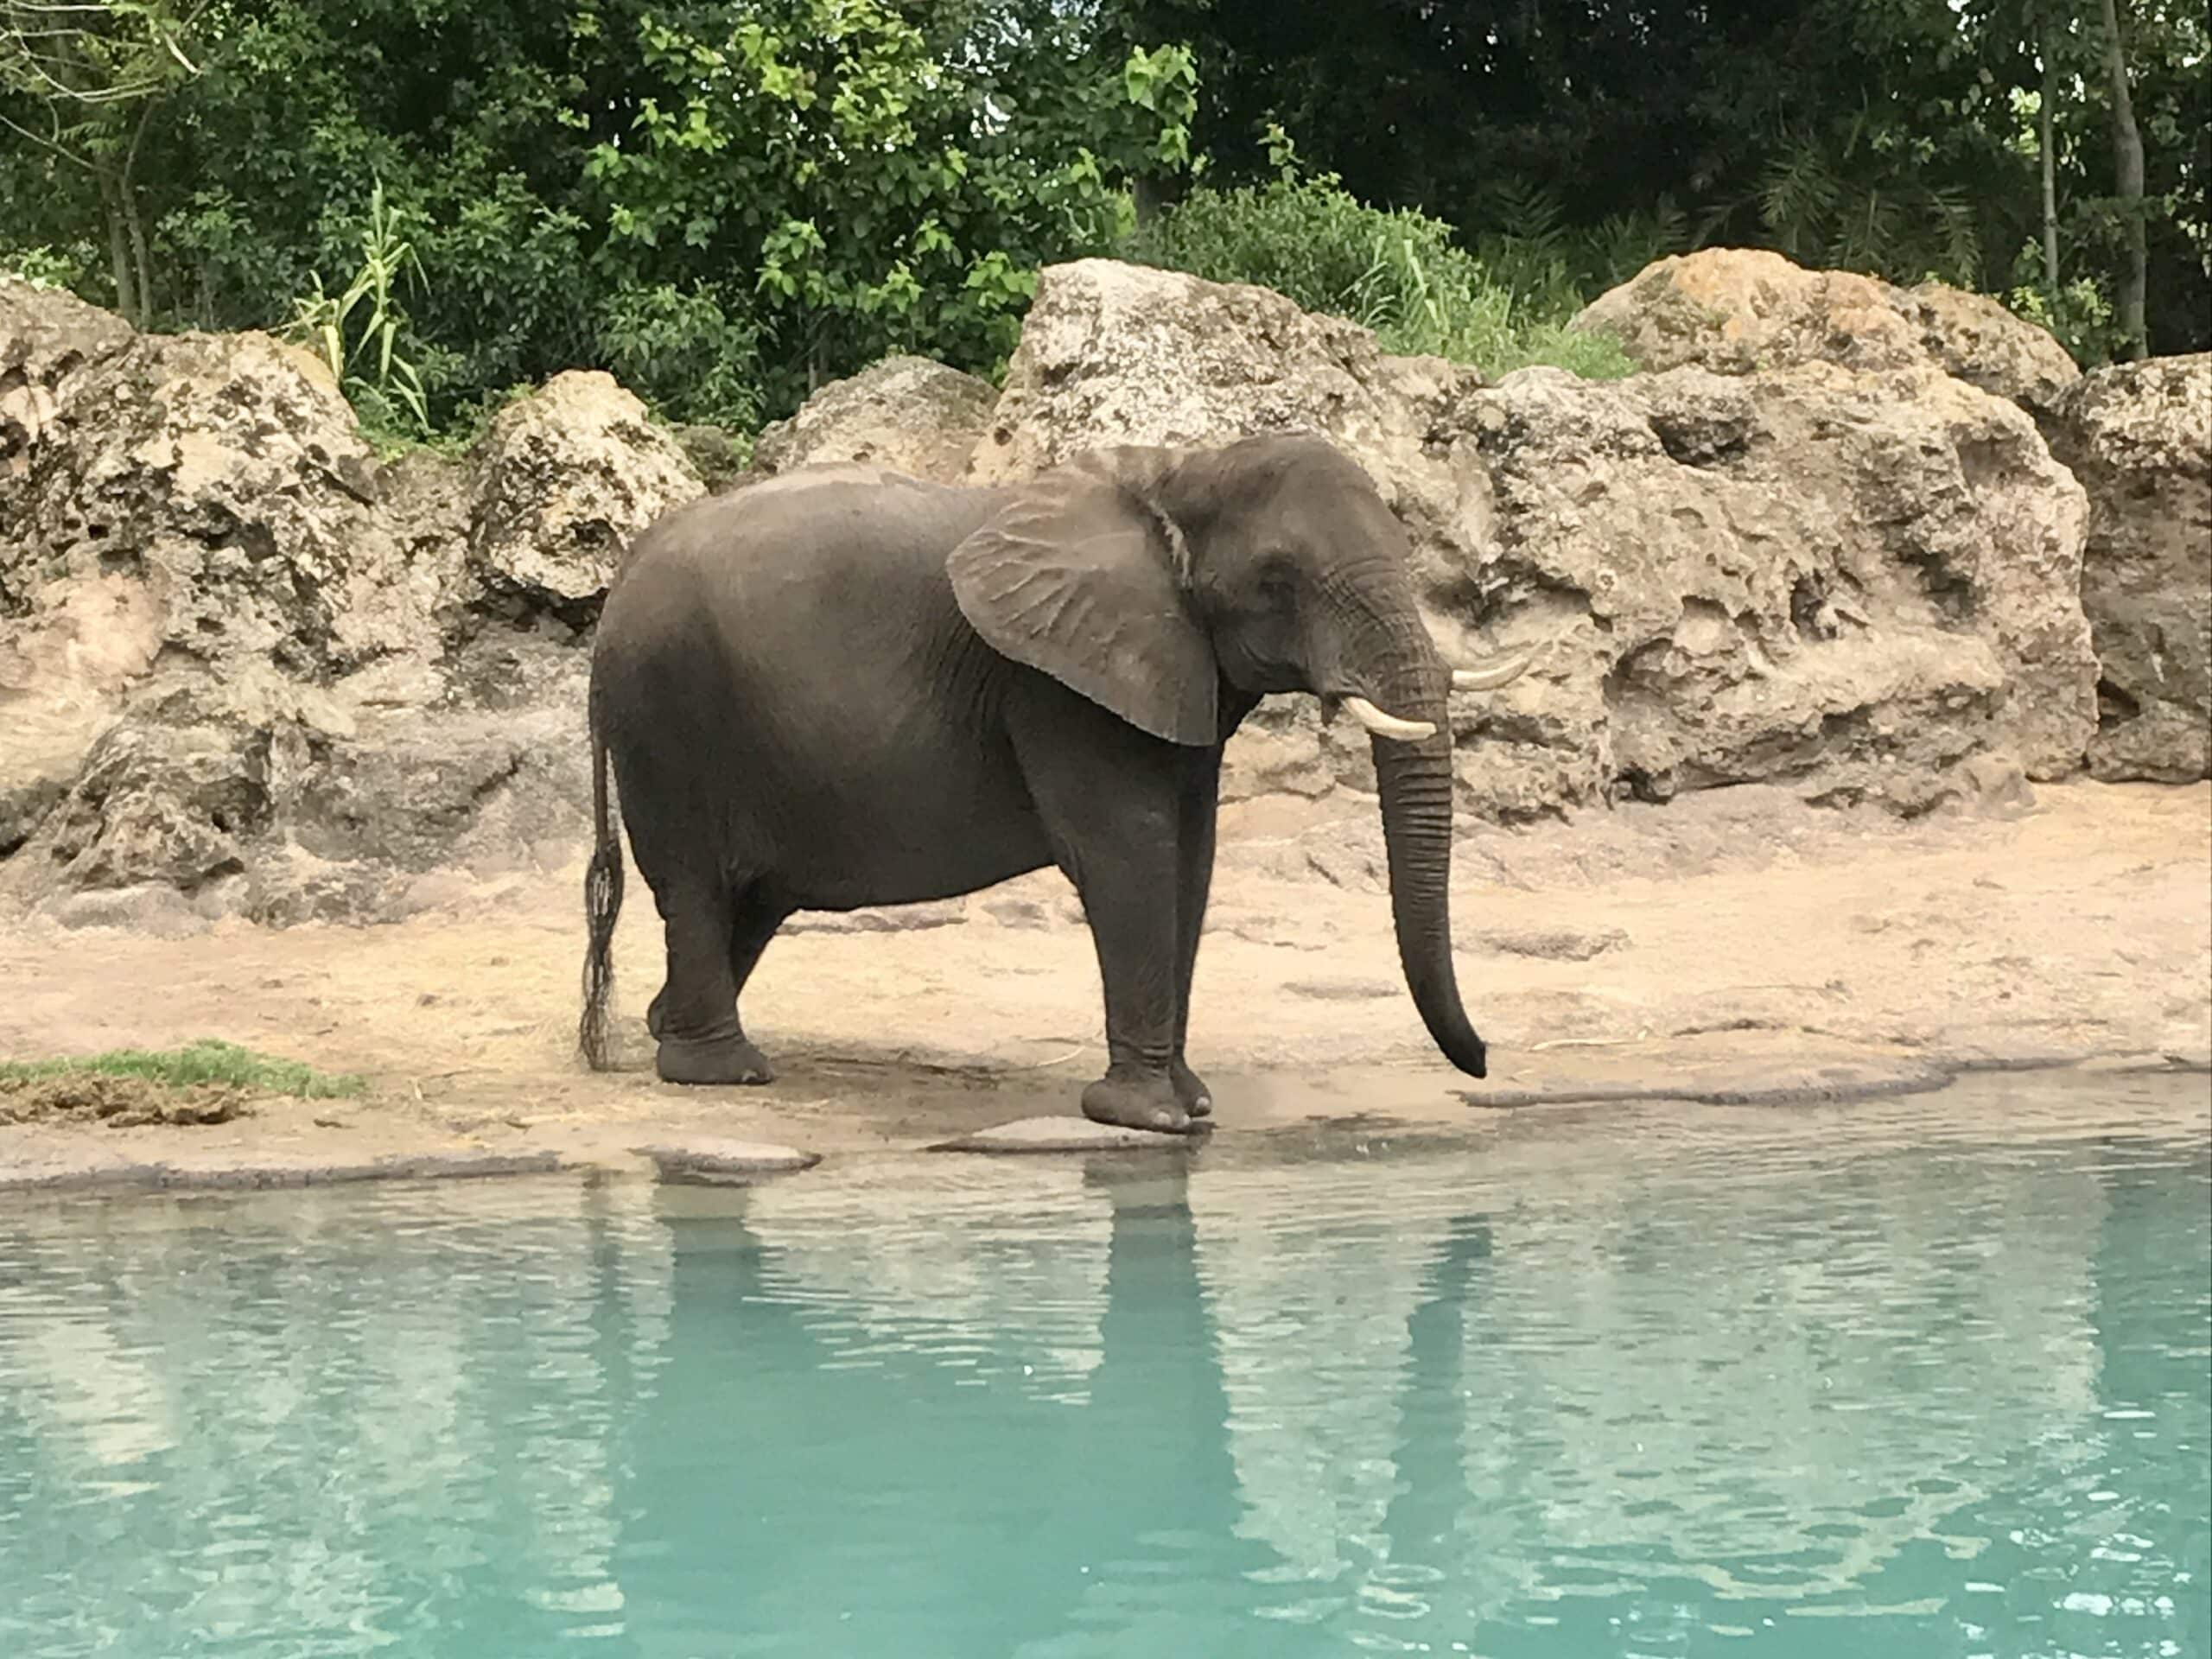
[582,0,1196,408]
[0,0,212,322]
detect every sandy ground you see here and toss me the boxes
[1,781,2206,1187]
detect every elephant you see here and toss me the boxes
[578,433,1528,1133]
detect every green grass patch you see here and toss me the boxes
[0,1039,366,1099]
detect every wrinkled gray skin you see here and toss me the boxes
[580,435,1487,1133]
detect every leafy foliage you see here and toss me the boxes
[2,0,2204,442]
[1143,0,2208,361]
[593,282,766,430]
[580,0,1195,411]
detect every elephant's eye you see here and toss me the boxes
[1255,552,1298,604]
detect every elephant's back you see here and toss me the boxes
[598,466,1001,675]
[593,465,1044,901]
[613,465,1000,609]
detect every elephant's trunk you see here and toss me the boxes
[1364,653,1487,1079]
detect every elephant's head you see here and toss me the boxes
[950,434,1520,1079]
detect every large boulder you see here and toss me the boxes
[753,355,997,484]
[0,321,443,874]
[1904,280,2084,420]
[969,263,1482,582]
[0,326,429,673]
[2048,354,2212,781]
[977,258,2094,817]
[1571,249,2081,418]
[467,370,702,623]
[0,305,700,922]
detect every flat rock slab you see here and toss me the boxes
[1464,1052,1954,1109]
[0,1149,564,1191]
[633,1139,821,1183]
[2076,1049,2212,1075]
[930,1116,1202,1154]
[1478,926,1630,961]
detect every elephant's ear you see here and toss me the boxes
[947,452,1217,746]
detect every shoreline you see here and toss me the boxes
[3,779,2208,1192]
[2,1058,2204,1195]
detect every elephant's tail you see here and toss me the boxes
[579,705,623,1072]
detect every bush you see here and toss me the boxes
[0,245,91,290]
[2001,243,2120,365]
[592,283,767,431]
[1131,149,1634,380]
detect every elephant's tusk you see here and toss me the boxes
[1451,646,1535,693]
[1343,696,1436,742]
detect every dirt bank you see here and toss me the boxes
[1,782,2206,1188]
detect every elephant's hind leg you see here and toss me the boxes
[647,873,778,1087]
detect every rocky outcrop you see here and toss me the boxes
[2049,355,2212,781]
[984,257,2095,817]
[0,252,2171,926]
[0,284,699,922]
[1570,248,2082,418]
[969,260,1484,592]
[1462,363,2093,814]
[753,355,996,483]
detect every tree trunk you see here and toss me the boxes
[1132,174,1165,232]
[2040,18,2062,292]
[2096,0,2148,357]
[99,175,139,326]
[122,105,156,325]
[125,191,154,327]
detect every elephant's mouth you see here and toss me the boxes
[1313,645,1532,741]
[1318,686,1440,743]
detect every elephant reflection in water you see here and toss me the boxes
[605,1166,1278,1656]
[597,1140,2164,1654]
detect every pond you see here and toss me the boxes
[2,1072,2207,1658]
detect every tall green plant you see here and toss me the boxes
[286,181,433,435]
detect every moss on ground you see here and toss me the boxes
[0,1039,365,1127]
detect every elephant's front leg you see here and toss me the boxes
[1009,696,1198,1135]
[1170,750,1222,1120]
[1077,820,1193,1133]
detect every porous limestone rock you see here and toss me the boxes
[0,298,696,917]
[2048,354,2212,781]
[753,354,997,483]
[1456,361,2095,815]
[0,276,135,480]
[1569,247,2082,417]
[0,257,2141,923]
[977,258,2096,818]
[467,369,702,620]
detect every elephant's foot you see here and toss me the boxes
[645,988,665,1040]
[1082,1069,1203,1135]
[1172,1059,1213,1120]
[656,1032,775,1086]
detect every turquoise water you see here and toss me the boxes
[2,1077,2207,1658]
